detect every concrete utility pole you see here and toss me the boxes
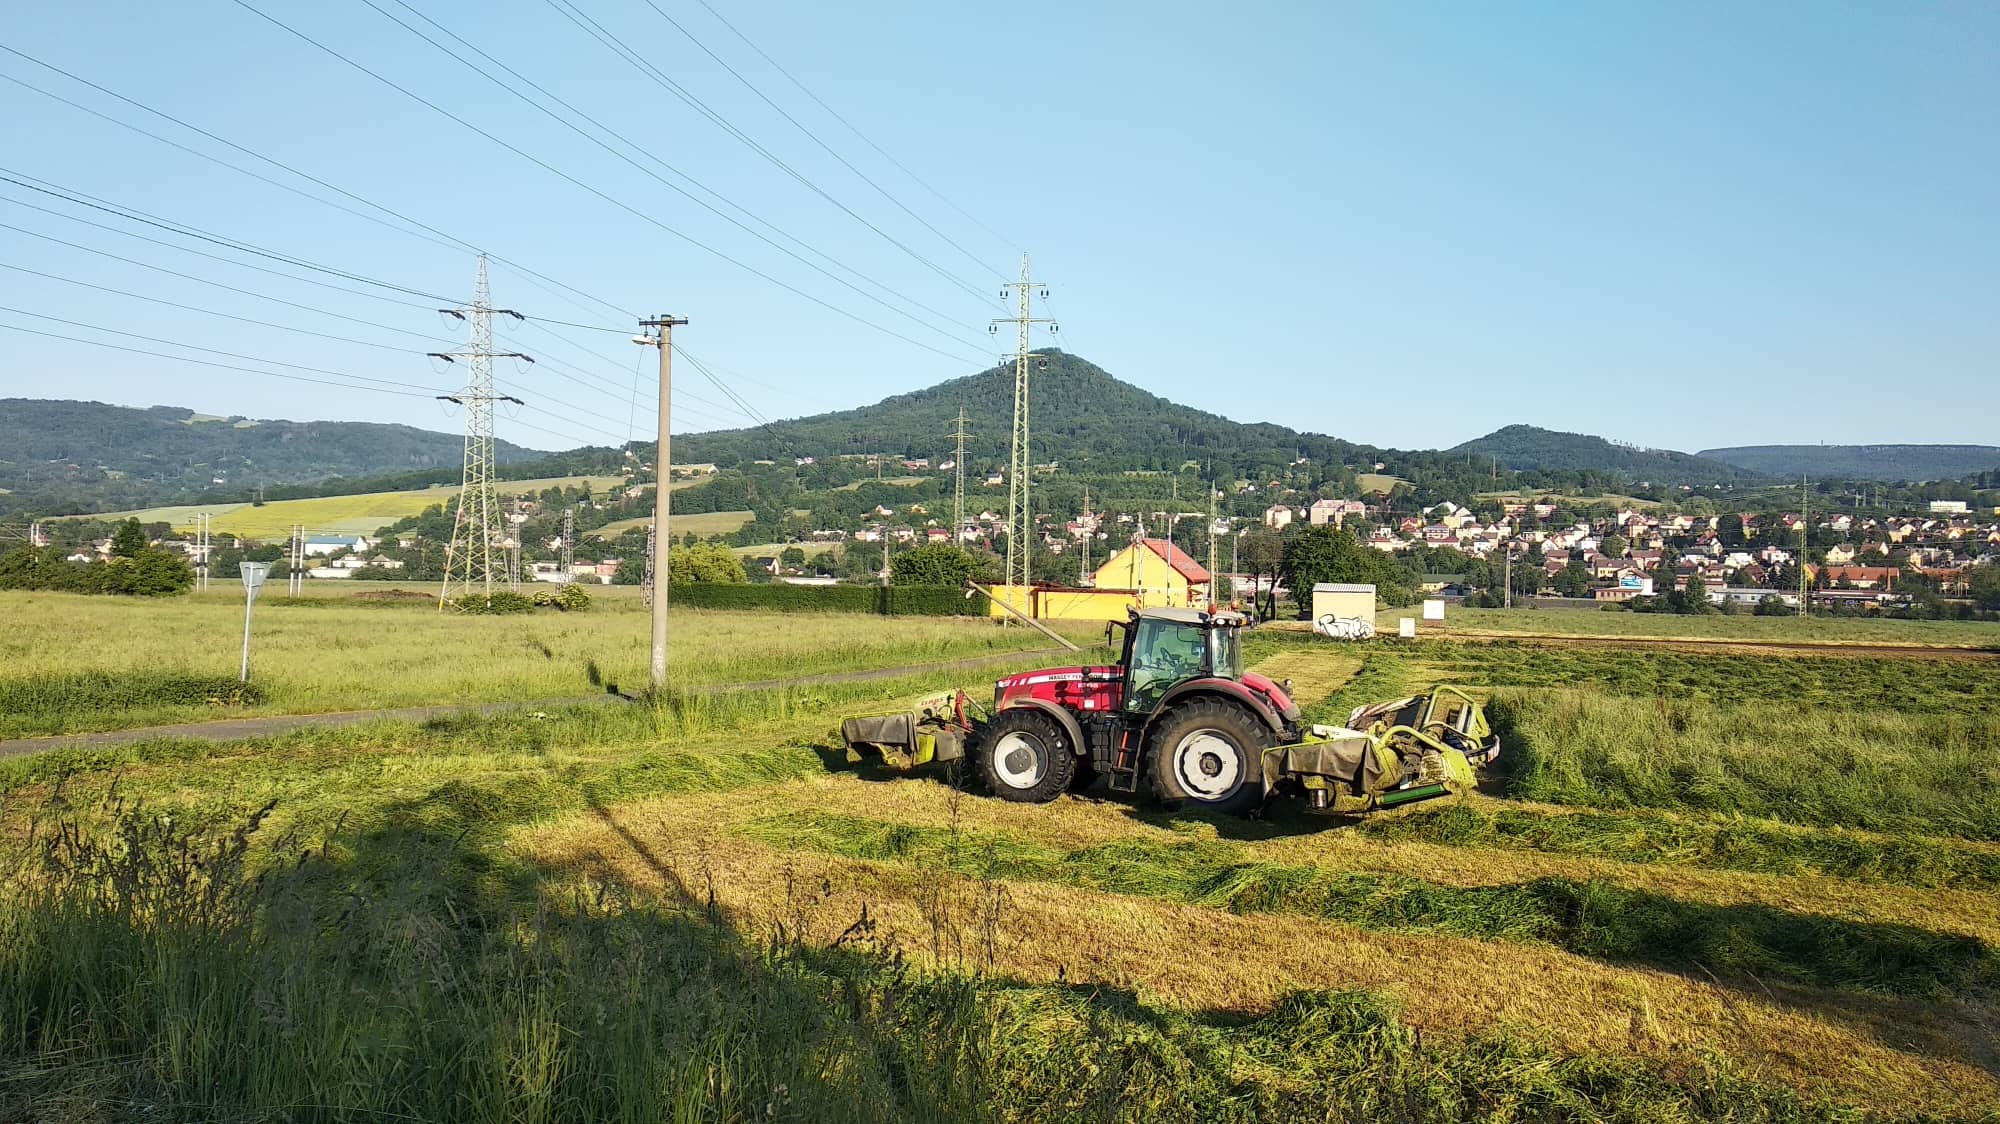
[989,255,1054,619]
[435,256,529,608]
[1208,487,1220,609]
[289,525,305,597]
[635,313,687,690]
[1079,485,1091,585]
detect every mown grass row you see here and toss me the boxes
[1493,688,2000,840]
[738,812,1997,1000]
[1425,641,2000,715]
[0,801,1960,1124]
[1360,800,2000,890]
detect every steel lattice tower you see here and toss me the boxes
[991,255,1053,614]
[435,256,527,607]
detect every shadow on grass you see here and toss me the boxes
[5,747,1992,1121]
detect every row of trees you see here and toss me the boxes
[0,520,194,596]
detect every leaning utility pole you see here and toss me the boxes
[949,406,970,541]
[635,313,687,691]
[989,255,1054,617]
[435,256,529,608]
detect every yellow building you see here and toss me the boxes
[988,538,1214,622]
[1094,537,1213,609]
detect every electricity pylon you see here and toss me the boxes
[989,255,1055,616]
[948,407,970,542]
[434,256,529,608]
[560,508,576,584]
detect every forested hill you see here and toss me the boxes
[0,399,540,519]
[669,350,1518,498]
[1697,444,2000,482]
[1450,425,1764,485]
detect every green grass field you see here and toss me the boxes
[592,509,754,538]
[1474,490,1664,510]
[1,602,1996,1120]
[1375,603,2000,647]
[69,475,625,539]
[0,589,1079,738]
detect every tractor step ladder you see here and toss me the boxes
[1106,727,1144,793]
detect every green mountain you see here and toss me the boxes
[1449,425,1763,485]
[1697,444,2000,483]
[670,350,1507,498]
[0,399,540,519]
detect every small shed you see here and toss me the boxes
[1311,583,1375,623]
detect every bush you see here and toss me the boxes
[450,591,537,614]
[532,583,593,611]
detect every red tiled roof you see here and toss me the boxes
[1139,537,1210,583]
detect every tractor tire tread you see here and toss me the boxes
[972,708,1077,804]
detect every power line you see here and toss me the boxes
[0,318,441,399]
[0,171,455,302]
[0,42,633,321]
[642,0,1007,284]
[540,0,994,305]
[0,304,440,393]
[0,219,455,343]
[355,0,981,342]
[0,185,453,313]
[225,0,987,367]
[689,0,1018,255]
[0,261,434,354]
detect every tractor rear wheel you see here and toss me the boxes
[1146,698,1270,816]
[973,708,1076,803]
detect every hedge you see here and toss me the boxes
[667,583,987,616]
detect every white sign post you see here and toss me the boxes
[238,561,272,683]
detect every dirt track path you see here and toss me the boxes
[0,646,1072,761]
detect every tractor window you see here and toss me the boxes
[1125,619,1207,712]
[1209,627,1241,680]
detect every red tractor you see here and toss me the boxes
[842,608,1500,817]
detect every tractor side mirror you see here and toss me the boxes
[1103,622,1115,646]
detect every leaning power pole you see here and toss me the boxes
[635,313,687,691]
[435,256,529,608]
[989,255,1054,616]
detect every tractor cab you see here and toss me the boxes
[1114,607,1246,715]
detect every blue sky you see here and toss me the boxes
[2,1,1995,453]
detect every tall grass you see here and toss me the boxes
[740,812,1997,999]
[1495,688,2000,840]
[1360,801,2000,889]
[0,800,1937,1123]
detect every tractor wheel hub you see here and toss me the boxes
[1174,731,1242,799]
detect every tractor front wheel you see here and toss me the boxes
[1146,699,1270,816]
[973,709,1076,803]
